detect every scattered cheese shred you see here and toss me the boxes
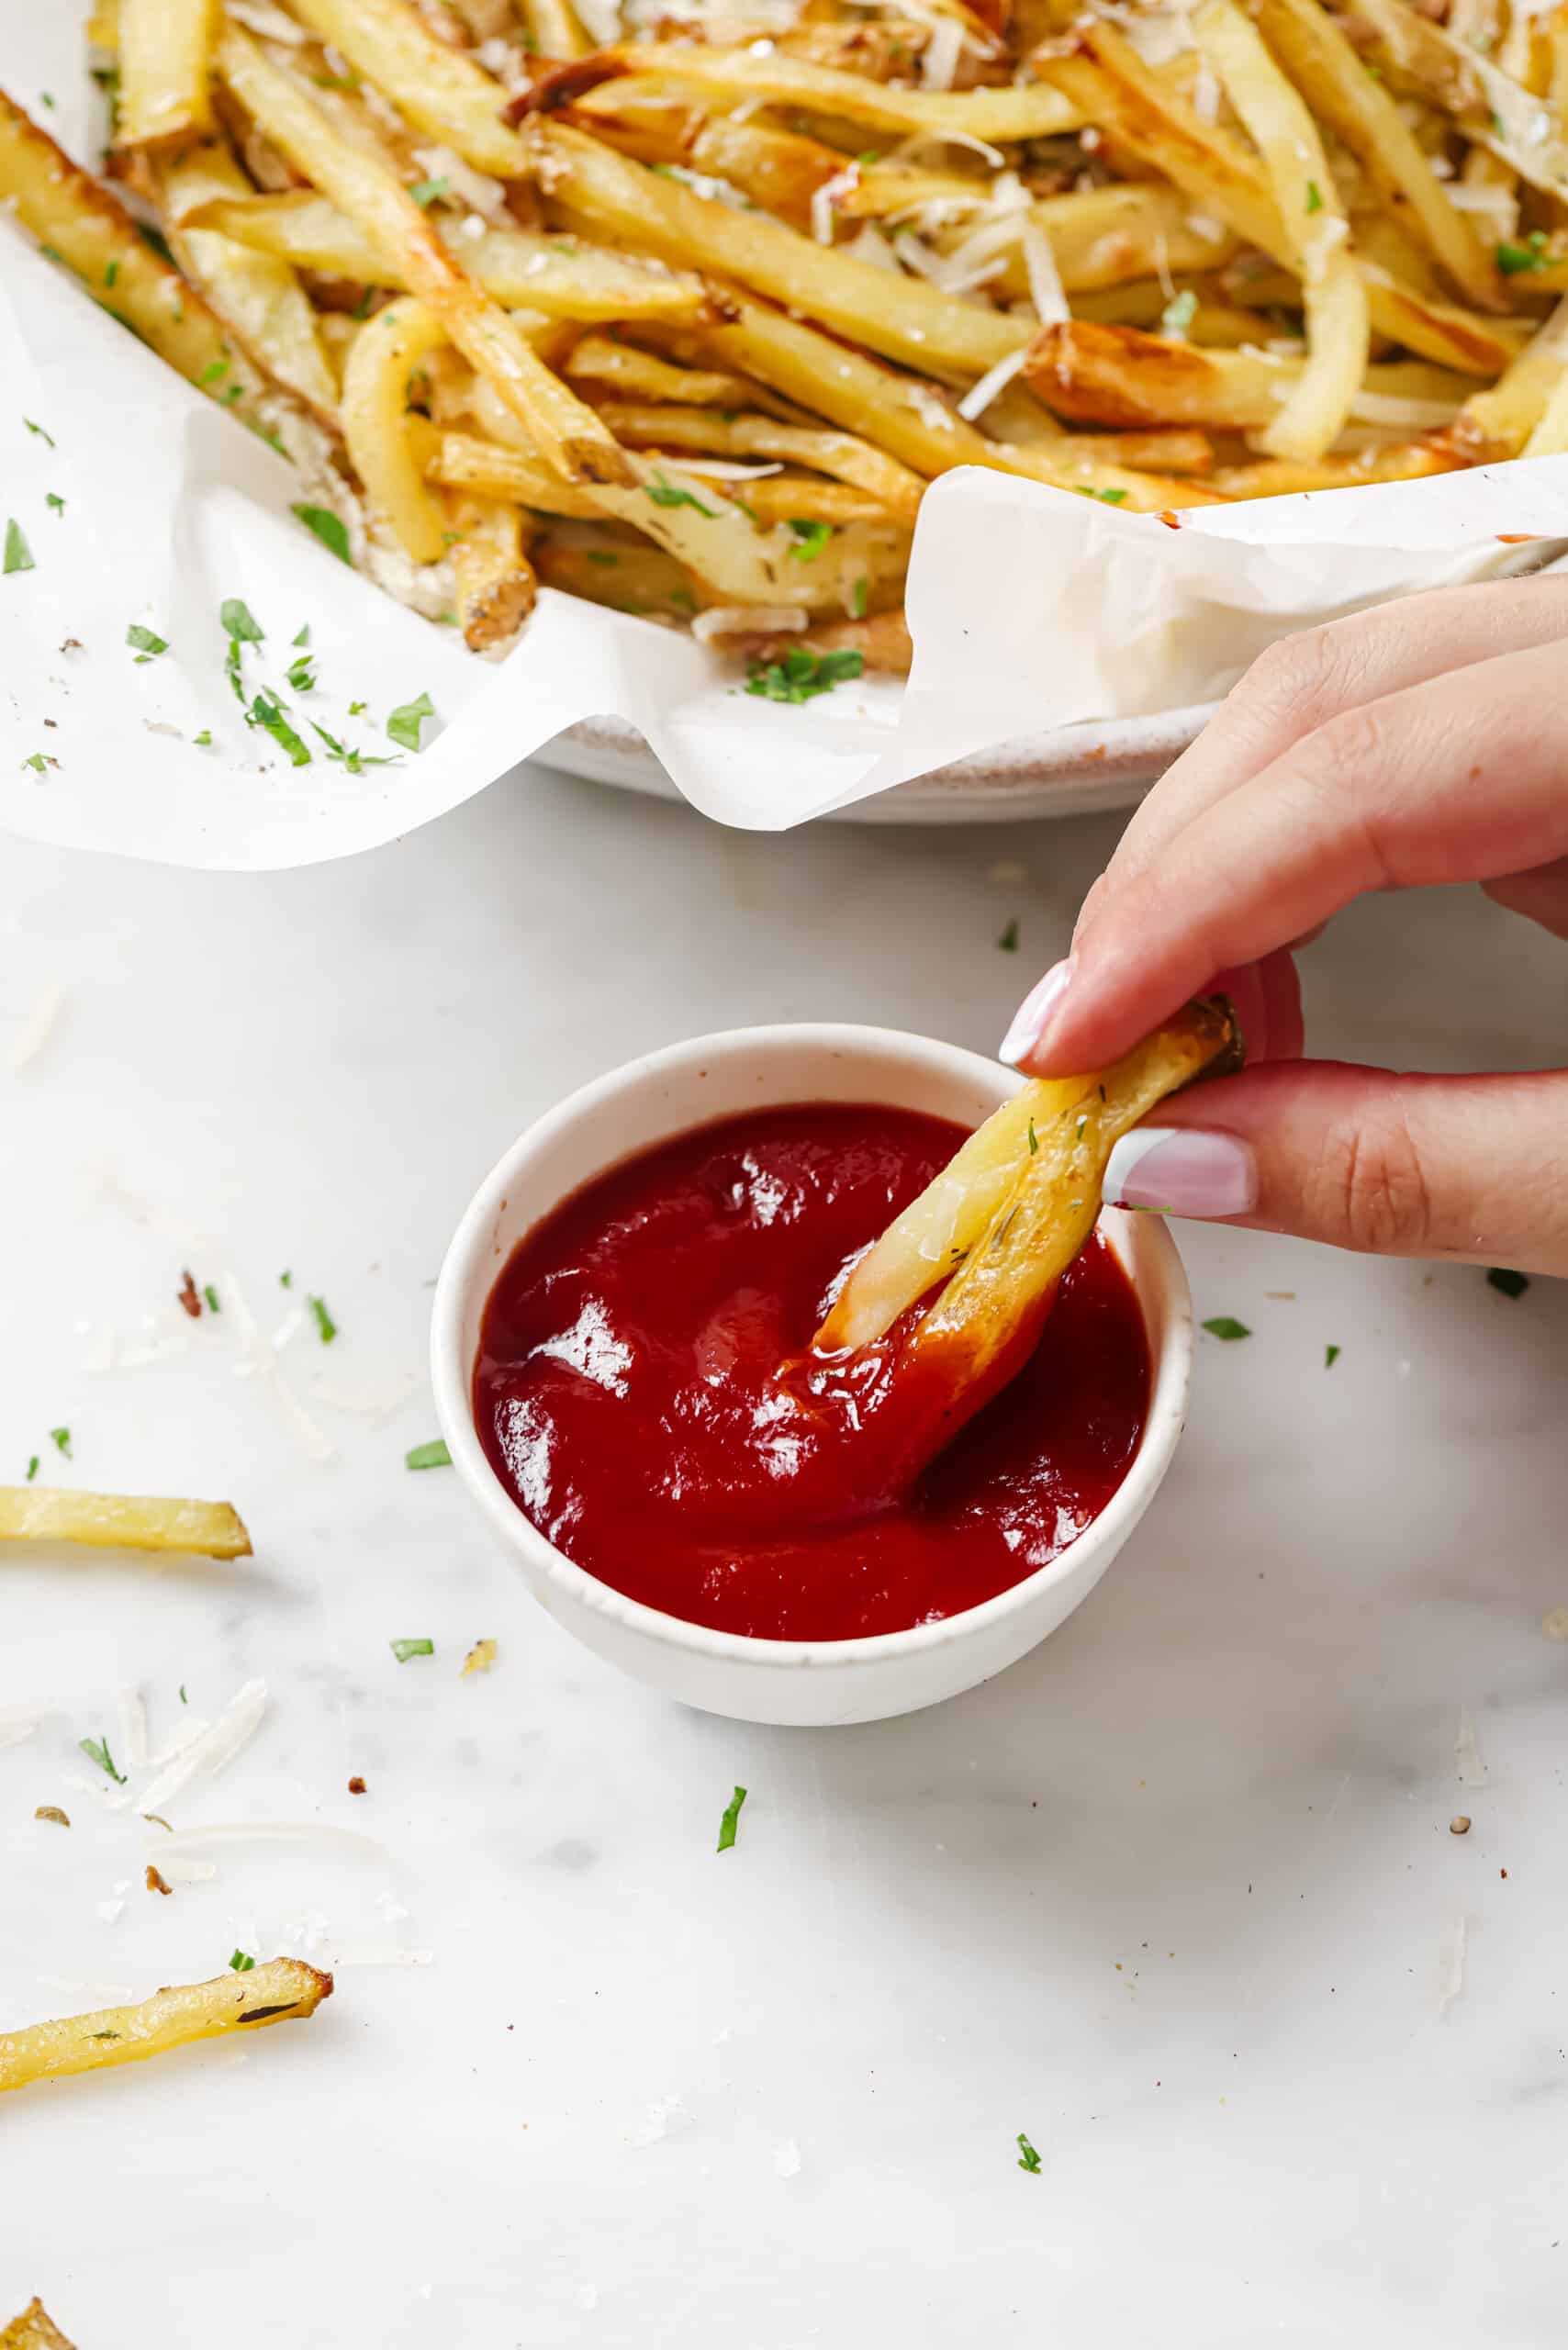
[957,346,1028,421]
[1021,221,1070,327]
[136,1677,267,1818]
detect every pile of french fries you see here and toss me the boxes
[2,0,1566,676]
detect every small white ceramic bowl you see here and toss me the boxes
[431,1025,1193,1728]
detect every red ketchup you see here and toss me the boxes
[474,1103,1149,1642]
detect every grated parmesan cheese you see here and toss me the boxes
[957,345,1027,420]
[1349,389,1461,427]
[921,17,964,90]
[1021,220,1070,325]
[692,605,808,643]
[224,0,307,39]
[135,1677,267,1818]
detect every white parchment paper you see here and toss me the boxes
[5,11,1568,867]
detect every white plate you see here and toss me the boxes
[543,702,1218,825]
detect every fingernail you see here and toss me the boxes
[1000,957,1074,1067]
[1103,1128,1258,1219]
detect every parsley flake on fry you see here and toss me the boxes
[745,649,863,704]
[644,472,715,517]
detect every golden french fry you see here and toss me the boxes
[1027,320,1297,430]
[1207,441,1461,497]
[430,428,602,513]
[286,0,526,177]
[449,492,538,649]
[216,28,633,487]
[532,529,702,615]
[823,1003,1237,1469]
[588,404,927,528]
[1350,0,1568,200]
[564,335,752,408]
[117,0,213,150]
[1192,0,1368,461]
[342,297,454,561]
[0,1961,331,2093]
[1,2300,78,2350]
[579,43,1082,144]
[0,1486,252,1560]
[1453,290,1568,458]
[155,140,338,419]
[721,609,913,675]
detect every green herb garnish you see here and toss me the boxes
[200,357,230,386]
[80,1736,125,1784]
[286,656,315,693]
[644,471,715,516]
[308,719,398,774]
[280,1270,293,1288]
[406,1438,453,1471]
[20,753,50,775]
[23,417,54,447]
[138,221,174,264]
[308,1294,337,1343]
[126,621,168,660]
[745,647,863,704]
[1203,1316,1251,1340]
[585,550,619,567]
[1027,1119,1038,1154]
[1305,180,1324,213]
[1016,2132,1042,2175]
[291,503,353,565]
[221,596,263,702]
[386,690,435,751]
[1497,231,1551,274]
[998,917,1020,952]
[194,729,212,746]
[202,1282,221,1314]
[248,691,312,767]
[1487,1266,1529,1298]
[849,575,868,619]
[4,519,36,575]
[292,624,310,646]
[45,493,64,515]
[409,176,451,207]
[50,1426,71,1456]
[786,519,834,562]
[717,1785,747,1852]
[229,1949,255,1972]
[390,1637,434,1662]
[1325,1343,1340,1368]
[1160,287,1198,338]
[26,1456,39,1482]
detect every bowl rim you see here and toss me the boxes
[430,1023,1193,1673]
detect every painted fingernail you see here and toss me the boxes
[1103,1127,1257,1220]
[999,957,1074,1067]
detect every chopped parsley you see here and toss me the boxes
[80,1735,125,1784]
[1016,2132,1042,2175]
[25,1456,38,1483]
[200,356,230,387]
[45,492,64,516]
[126,621,168,660]
[408,175,452,207]
[1325,1343,1340,1368]
[138,221,174,264]
[1497,231,1551,274]
[1202,1316,1251,1341]
[1305,180,1324,214]
[998,917,1020,952]
[386,690,435,751]
[22,417,54,448]
[348,699,366,717]
[229,1949,255,1972]
[390,1637,434,1662]
[1487,1266,1529,1298]
[280,1270,293,1288]
[20,753,51,775]
[1160,287,1198,338]
[309,720,398,773]
[286,655,316,693]
[179,1685,187,1704]
[585,551,619,567]
[745,647,863,703]
[105,258,119,287]
[4,519,36,575]
[221,597,263,702]
[292,624,310,647]
[849,575,868,620]
[644,471,715,516]
[291,503,353,565]
[406,1438,453,1471]
[203,1282,221,1314]
[50,1426,71,1457]
[194,729,212,746]
[1027,1119,1038,1154]
[786,519,834,562]
[248,691,312,767]
[717,1784,747,1852]
[308,1294,338,1344]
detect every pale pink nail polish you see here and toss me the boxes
[999,957,1074,1067]
[1103,1127,1257,1219]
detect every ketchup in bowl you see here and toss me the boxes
[474,1102,1149,1642]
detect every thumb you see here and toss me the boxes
[1102,1061,1568,1274]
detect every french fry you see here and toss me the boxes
[1250,0,1502,310]
[117,0,213,151]
[1207,440,1460,496]
[535,43,1083,144]
[0,92,281,435]
[1454,290,1568,457]
[0,2300,77,2350]
[449,492,538,648]
[286,0,528,178]
[0,1960,332,2093]
[1027,320,1298,429]
[587,404,928,526]
[528,119,1029,378]
[533,530,702,615]
[564,334,753,408]
[1191,0,1368,461]
[183,192,709,322]
[521,0,590,59]
[1349,0,1568,200]
[342,297,454,560]
[728,476,898,525]
[721,609,913,674]
[154,140,338,419]
[0,1486,252,1560]
[216,27,634,486]
[984,185,1242,298]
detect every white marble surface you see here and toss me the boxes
[3,766,1567,2348]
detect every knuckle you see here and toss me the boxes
[1312,1104,1435,1257]
[1236,625,1350,725]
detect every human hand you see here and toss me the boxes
[999,574,1568,1273]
